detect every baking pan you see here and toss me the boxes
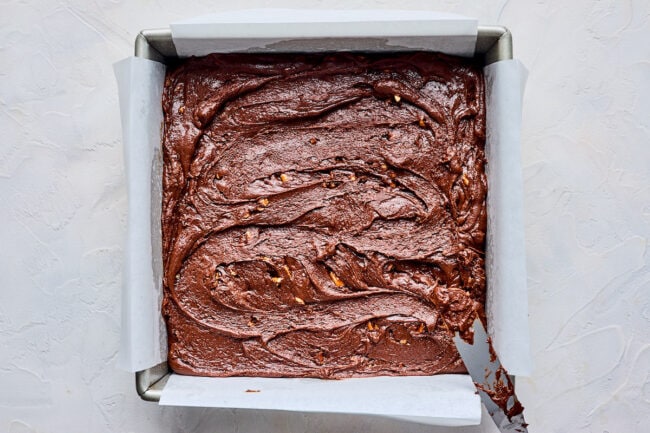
[133,24,514,402]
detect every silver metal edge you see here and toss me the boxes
[135,26,512,62]
[476,25,513,63]
[136,362,170,402]
[131,23,514,403]
[135,29,174,61]
[133,30,172,403]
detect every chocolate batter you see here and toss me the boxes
[161,52,487,378]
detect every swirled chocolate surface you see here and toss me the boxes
[161,52,486,378]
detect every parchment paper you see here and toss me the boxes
[171,9,478,56]
[160,375,479,427]
[484,59,532,376]
[114,56,167,372]
[115,9,530,425]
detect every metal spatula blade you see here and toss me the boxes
[453,319,528,433]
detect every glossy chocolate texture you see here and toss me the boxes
[161,52,486,378]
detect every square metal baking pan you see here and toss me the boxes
[133,25,514,403]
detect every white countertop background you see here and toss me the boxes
[1,1,649,432]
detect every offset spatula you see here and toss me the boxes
[453,319,528,433]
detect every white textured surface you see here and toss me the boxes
[1,1,648,432]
